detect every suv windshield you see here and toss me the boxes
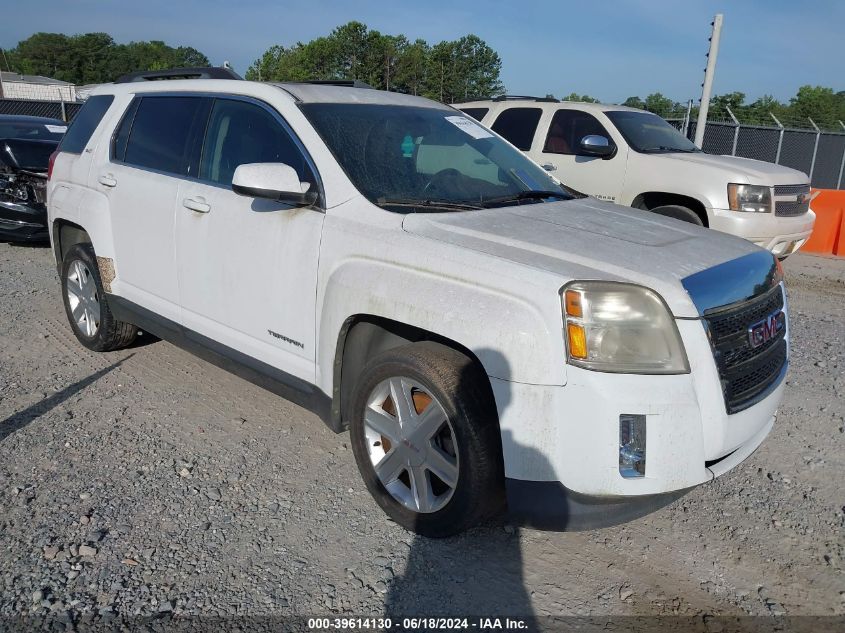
[605,110,699,154]
[300,103,573,212]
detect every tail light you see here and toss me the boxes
[48,150,59,180]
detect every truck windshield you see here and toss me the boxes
[605,110,700,154]
[300,103,573,212]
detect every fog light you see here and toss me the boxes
[619,414,646,478]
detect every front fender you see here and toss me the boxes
[316,257,566,394]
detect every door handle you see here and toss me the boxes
[183,197,211,214]
[98,173,117,187]
[541,163,557,172]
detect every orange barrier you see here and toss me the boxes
[803,189,845,257]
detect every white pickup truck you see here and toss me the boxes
[455,97,816,258]
[48,73,789,536]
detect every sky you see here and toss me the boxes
[2,0,842,104]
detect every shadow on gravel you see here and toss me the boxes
[385,349,555,622]
[123,330,160,349]
[0,355,130,442]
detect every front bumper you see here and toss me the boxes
[491,313,785,510]
[708,207,815,256]
[0,199,48,242]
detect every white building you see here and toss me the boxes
[0,71,77,102]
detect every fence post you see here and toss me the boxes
[808,117,820,182]
[726,105,740,156]
[695,14,723,148]
[837,120,845,190]
[771,112,784,164]
[682,99,692,138]
[60,99,67,122]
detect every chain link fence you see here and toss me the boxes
[668,110,845,189]
[0,98,83,122]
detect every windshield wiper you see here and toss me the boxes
[376,197,483,211]
[478,190,572,208]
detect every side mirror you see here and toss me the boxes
[578,135,615,158]
[232,163,317,207]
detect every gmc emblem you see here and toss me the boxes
[748,311,785,349]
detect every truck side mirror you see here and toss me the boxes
[578,135,615,159]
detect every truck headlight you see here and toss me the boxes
[562,282,689,374]
[727,183,772,213]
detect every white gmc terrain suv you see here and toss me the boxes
[47,69,789,537]
[455,98,816,258]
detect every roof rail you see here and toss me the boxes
[491,94,559,103]
[292,79,374,89]
[115,67,243,83]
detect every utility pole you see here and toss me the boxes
[695,13,723,148]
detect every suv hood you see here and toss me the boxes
[654,151,809,184]
[402,198,763,318]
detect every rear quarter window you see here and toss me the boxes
[58,95,114,154]
[491,107,542,151]
[122,96,211,176]
[459,107,489,122]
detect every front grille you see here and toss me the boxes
[775,200,809,217]
[774,184,810,217]
[773,184,810,196]
[704,286,787,414]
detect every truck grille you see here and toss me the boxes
[773,184,810,196]
[774,184,810,217]
[703,286,787,414]
[775,200,809,217]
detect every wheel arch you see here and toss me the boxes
[630,191,710,227]
[331,315,497,434]
[52,219,92,269]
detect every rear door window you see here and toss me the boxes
[123,96,212,176]
[544,109,612,155]
[58,95,114,154]
[490,107,542,150]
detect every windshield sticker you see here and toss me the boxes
[401,134,415,157]
[45,125,67,133]
[445,115,493,140]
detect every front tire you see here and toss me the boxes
[61,243,137,352]
[349,342,504,538]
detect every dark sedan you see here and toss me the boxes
[0,114,66,242]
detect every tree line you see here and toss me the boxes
[558,88,845,130]
[4,29,843,129]
[245,22,503,103]
[3,32,209,85]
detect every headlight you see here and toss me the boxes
[727,183,772,213]
[562,282,689,374]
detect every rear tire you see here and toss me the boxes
[349,342,504,537]
[648,204,704,226]
[61,243,137,352]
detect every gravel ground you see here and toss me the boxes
[0,242,843,630]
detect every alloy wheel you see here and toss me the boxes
[363,377,459,513]
[66,260,101,337]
